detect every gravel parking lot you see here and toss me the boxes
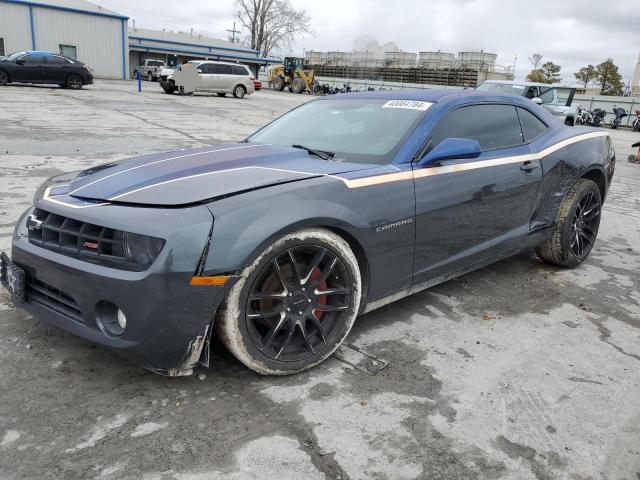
[1,80,639,480]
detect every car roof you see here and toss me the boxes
[194,60,248,66]
[481,79,574,89]
[320,89,536,104]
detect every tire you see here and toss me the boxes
[217,93,226,97]
[162,86,176,94]
[65,74,83,90]
[312,83,322,95]
[575,117,583,125]
[178,86,193,96]
[216,228,362,375]
[233,84,246,98]
[273,75,285,91]
[0,70,9,86]
[292,77,305,94]
[536,178,602,268]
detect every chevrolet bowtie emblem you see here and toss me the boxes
[27,213,44,230]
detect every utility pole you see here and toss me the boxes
[226,22,241,44]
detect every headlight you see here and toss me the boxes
[113,231,165,267]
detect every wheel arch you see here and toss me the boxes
[581,167,606,200]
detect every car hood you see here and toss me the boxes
[65,143,377,206]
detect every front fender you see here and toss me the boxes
[204,175,416,302]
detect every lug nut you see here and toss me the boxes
[298,311,303,316]
[307,299,311,303]
[286,307,291,312]
[301,287,305,292]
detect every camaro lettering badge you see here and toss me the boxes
[376,218,414,233]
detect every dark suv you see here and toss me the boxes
[0,51,94,89]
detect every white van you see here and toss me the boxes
[159,61,256,98]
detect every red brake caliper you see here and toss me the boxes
[309,267,327,320]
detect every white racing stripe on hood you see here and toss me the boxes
[70,144,267,195]
[107,165,322,201]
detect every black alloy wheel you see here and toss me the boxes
[570,190,600,259]
[0,70,9,85]
[245,245,353,362]
[66,74,83,90]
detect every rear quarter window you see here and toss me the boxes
[232,65,249,76]
[516,107,548,142]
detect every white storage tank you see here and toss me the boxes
[305,50,327,66]
[457,51,497,70]
[384,51,417,68]
[418,51,454,68]
[326,51,352,66]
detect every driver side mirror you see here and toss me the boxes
[15,59,25,65]
[531,97,543,105]
[419,138,482,167]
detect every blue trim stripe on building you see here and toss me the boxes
[0,0,129,19]
[129,36,260,55]
[28,4,36,49]
[129,43,280,64]
[120,19,126,79]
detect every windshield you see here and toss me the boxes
[6,52,25,61]
[247,99,431,163]
[476,82,527,95]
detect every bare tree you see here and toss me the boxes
[236,0,312,57]
[528,53,543,70]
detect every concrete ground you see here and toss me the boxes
[0,80,639,480]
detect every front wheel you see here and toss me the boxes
[0,70,9,86]
[216,228,362,375]
[66,74,83,89]
[233,84,246,98]
[162,86,176,94]
[536,178,602,268]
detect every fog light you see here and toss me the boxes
[96,301,126,337]
[117,309,127,330]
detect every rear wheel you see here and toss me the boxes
[536,178,602,268]
[66,74,83,90]
[217,228,362,375]
[273,75,285,91]
[0,70,9,86]
[292,77,305,94]
[233,84,246,98]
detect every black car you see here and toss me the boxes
[1,90,615,376]
[0,51,93,89]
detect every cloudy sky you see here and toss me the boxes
[98,0,639,84]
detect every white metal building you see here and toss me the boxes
[0,0,128,79]
[128,28,278,78]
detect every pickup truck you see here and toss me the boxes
[476,80,578,126]
[133,59,166,81]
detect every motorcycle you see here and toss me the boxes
[632,110,640,132]
[610,106,627,129]
[589,108,607,127]
[575,105,589,125]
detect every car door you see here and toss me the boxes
[196,63,216,90]
[44,55,71,84]
[411,103,543,284]
[213,64,233,91]
[13,54,46,82]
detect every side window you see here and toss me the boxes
[429,104,524,152]
[47,55,70,65]
[22,55,45,65]
[516,107,548,142]
[198,63,214,74]
[232,65,248,76]
[59,44,77,59]
[539,88,555,104]
[0,38,5,57]
[215,64,233,75]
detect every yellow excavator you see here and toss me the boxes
[268,57,321,94]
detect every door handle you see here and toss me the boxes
[520,162,538,172]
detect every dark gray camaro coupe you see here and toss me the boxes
[1,90,615,376]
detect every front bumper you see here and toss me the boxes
[6,204,231,375]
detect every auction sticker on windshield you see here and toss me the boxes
[382,100,432,111]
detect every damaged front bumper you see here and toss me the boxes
[6,204,233,376]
